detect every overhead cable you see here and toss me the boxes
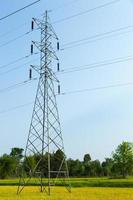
[53,0,121,24]
[0,102,33,115]
[61,25,133,50]
[1,23,133,50]
[0,0,121,38]
[0,58,38,76]
[60,82,133,95]
[0,0,41,21]
[0,31,31,48]
[1,81,133,114]
[59,54,133,74]
[0,78,37,94]
[0,53,39,70]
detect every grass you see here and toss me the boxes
[69,177,133,188]
[0,186,133,200]
[0,177,133,188]
[0,178,133,199]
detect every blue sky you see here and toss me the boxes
[0,0,133,161]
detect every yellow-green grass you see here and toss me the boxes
[0,177,133,188]
[0,186,133,200]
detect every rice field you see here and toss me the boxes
[0,177,133,188]
[0,186,133,200]
[0,178,133,199]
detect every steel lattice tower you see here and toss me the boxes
[17,10,71,195]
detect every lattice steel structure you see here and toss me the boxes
[17,10,71,195]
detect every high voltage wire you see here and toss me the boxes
[0,31,32,48]
[53,0,121,24]
[0,1,70,39]
[1,53,133,77]
[3,53,132,76]
[0,25,133,50]
[0,0,79,39]
[0,62,29,76]
[0,0,41,21]
[0,27,39,49]
[2,22,133,51]
[0,23,27,39]
[51,0,81,12]
[0,0,122,52]
[0,0,120,41]
[61,30,133,50]
[0,27,38,49]
[0,58,39,77]
[0,78,37,94]
[0,102,34,115]
[58,54,133,75]
[0,53,39,70]
[62,25,133,47]
[1,80,133,115]
[60,82,133,96]
[0,0,128,114]
[61,25,133,50]
[1,23,133,51]
[0,55,30,69]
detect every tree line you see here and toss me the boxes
[0,141,133,179]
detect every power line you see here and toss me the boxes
[0,1,80,39]
[0,31,32,49]
[0,101,34,115]
[0,25,39,48]
[1,23,133,55]
[0,0,79,38]
[0,0,79,39]
[0,55,30,69]
[0,0,41,21]
[1,22,133,51]
[0,78,37,94]
[51,0,81,12]
[0,0,120,38]
[1,81,133,114]
[62,30,133,50]
[0,53,39,70]
[1,52,133,78]
[61,25,133,50]
[4,53,127,90]
[63,28,133,47]
[58,54,133,74]
[53,0,121,24]
[60,82,133,95]
[0,58,38,76]
[0,23,27,39]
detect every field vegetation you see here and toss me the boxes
[0,141,133,179]
[0,141,133,199]
[0,177,133,188]
[0,186,133,200]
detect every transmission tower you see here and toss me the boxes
[17,10,71,195]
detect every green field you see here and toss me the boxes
[0,186,133,200]
[0,178,133,200]
[0,177,133,187]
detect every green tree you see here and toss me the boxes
[67,159,84,177]
[23,155,37,176]
[83,154,91,164]
[10,147,24,161]
[112,141,133,178]
[10,147,24,176]
[53,149,65,171]
[83,154,91,176]
[90,160,102,177]
[0,154,16,179]
[102,158,113,176]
